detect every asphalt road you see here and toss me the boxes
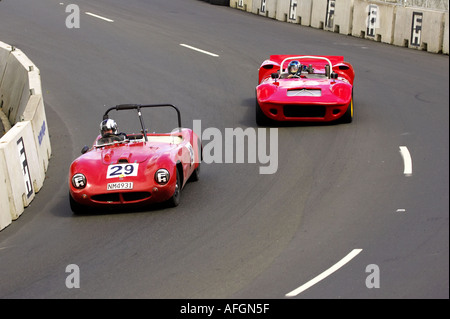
[0,0,448,299]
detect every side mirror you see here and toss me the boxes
[271,73,279,79]
[81,145,90,154]
[331,72,338,79]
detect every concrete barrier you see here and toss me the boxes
[0,152,12,230]
[0,42,11,83]
[231,0,253,12]
[444,12,449,54]
[0,121,37,220]
[22,94,51,183]
[394,6,446,53]
[0,41,51,231]
[229,0,448,55]
[1,48,42,125]
[310,0,329,29]
[323,0,355,35]
[352,0,396,43]
[274,0,313,26]
[252,0,278,19]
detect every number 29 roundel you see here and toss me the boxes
[106,163,139,179]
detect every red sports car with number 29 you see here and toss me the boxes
[256,55,355,125]
[68,104,202,214]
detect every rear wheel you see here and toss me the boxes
[190,163,200,182]
[168,170,181,207]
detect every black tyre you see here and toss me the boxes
[69,193,85,214]
[256,99,273,126]
[341,97,353,124]
[190,163,200,182]
[168,170,181,207]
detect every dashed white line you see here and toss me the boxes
[285,249,363,297]
[399,146,412,176]
[85,12,114,22]
[180,44,219,57]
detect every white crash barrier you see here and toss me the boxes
[444,12,449,54]
[231,0,253,12]
[229,0,448,55]
[0,121,38,220]
[310,0,328,29]
[1,49,28,123]
[0,41,11,83]
[22,94,51,181]
[274,0,313,26]
[352,0,396,43]
[252,0,278,19]
[322,0,354,35]
[1,48,43,124]
[0,41,51,231]
[393,6,446,53]
[0,153,12,230]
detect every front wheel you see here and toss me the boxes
[341,97,353,124]
[168,170,181,207]
[256,99,273,127]
[70,193,85,214]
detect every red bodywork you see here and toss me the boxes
[256,55,355,123]
[69,104,201,212]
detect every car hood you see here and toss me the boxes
[74,143,176,167]
[99,147,150,165]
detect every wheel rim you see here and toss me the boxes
[350,98,353,118]
[173,181,179,199]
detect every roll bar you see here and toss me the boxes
[103,104,182,142]
[279,56,334,79]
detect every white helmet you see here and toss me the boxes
[100,118,118,135]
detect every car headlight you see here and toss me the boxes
[155,169,170,185]
[72,173,87,189]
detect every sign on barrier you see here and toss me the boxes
[411,12,423,46]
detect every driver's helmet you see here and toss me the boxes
[288,60,301,75]
[100,118,118,136]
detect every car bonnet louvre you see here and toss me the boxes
[287,89,322,97]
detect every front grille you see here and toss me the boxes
[283,105,326,118]
[92,193,121,203]
[123,192,151,202]
[92,192,151,203]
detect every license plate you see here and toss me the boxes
[107,182,133,190]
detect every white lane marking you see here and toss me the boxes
[285,249,363,297]
[399,146,412,176]
[180,44,219,57]
[85,12,114,22]
[396,208,406,212]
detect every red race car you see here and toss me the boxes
[68,104,202,213]
[256,55,355,125]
